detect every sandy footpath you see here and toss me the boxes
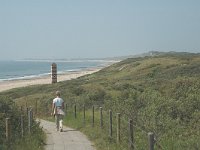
[0,68,101,92]
[39,119,95,150]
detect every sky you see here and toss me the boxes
[0,0,200,60]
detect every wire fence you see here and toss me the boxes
[65,104,163,150]
[14,101,163,150]
[0,104,38,149]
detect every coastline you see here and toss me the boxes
[0,67,101,92]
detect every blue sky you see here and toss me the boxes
[0,0,200,60]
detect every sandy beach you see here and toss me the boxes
[0,68,101,92]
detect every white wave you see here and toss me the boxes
[0,73,51,82]
[0,68,91,82]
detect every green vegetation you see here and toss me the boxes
[0,52,200,149]
[0,96,45,150]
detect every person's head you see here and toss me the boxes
[56,91,61,97]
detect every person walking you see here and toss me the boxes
[51,91,65,132]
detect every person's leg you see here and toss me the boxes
[55,114,59,131]
[59,115,63,132]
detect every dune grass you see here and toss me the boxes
[0,52,199,150]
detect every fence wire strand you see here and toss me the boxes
[65,104,166,150]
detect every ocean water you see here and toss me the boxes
[0,60,109,81]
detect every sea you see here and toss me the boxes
[0,60,114,82]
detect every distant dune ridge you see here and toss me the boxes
[1,51,199,92]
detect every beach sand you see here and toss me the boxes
[0,68,101,92]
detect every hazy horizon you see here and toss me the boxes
[1,1,200,60]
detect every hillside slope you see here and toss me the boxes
[1,52,200,149]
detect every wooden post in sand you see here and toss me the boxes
[148,132,155,150]
[129,119,134,150]
[21,115,24,137]
[28,108,33,133]
[83,105,86,125]
[51,63,57,83]
[74,104,77,119]
[92,106,94,127]
[6,118,11,141]
[100,107,103,128]
[109,110,112,137]
[117,113,121,143]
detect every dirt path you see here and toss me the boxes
[39,119,95,150]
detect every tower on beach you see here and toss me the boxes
[51,63,57,83]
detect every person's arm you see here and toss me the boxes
[51,102,55,115]
[62,101,64,110]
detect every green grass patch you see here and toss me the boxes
[62,107,150,150]
[0,52,199,150]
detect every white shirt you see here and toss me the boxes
[53,97,64,107]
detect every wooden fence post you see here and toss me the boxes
[129,119,134,150]
[35,100,37,116]
[20,106,23,112]
[148,132,155,150]
[100,107,103,128]
[74,104,77,119]
[26,107,29,116]
[28,108,33,133]
[13,101,16,106]
[83,105,86,125]
[92,106,94,127]
[21,115,24,137]
[6,118,11,142]
[65,104,67,115]
[109,110,112,137]
[117,113,121,143]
